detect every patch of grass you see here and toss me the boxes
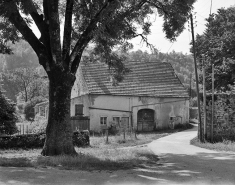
[0,157,33,167]
[191,137,235,152]
[0,147,159,171]
[36,147,158,170]
[89,126,190,149]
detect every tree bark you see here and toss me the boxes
[41,69,77,156]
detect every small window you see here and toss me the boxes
[39,106,45,117]
[113,117,120,127]
[75,104,83,115]
[100,117,107,125]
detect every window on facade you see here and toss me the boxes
[100,117,107,125]
[113,117,120,127]
[75,104,83,115]
[39,106,45,117]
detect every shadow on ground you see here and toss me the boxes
[1,151,235,185]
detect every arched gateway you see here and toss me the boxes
[137,109,155,131]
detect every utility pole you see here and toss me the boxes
[202,55,207,140]
[190,13,203,142]
[211,64,214,142]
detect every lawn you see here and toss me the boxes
[191,137,235,153]
[0,127,189,171]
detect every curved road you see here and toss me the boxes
[148,125,235,185]
[1,125,235,185]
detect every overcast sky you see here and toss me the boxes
[131,0,235,54]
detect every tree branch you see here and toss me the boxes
[7,4,48,67]
[62,0,74,65]
[24,0,51,54]
[69,0,112,65]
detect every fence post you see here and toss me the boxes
[123,129,126,140]
[106,129,108,144]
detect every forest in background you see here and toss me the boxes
[0,41,195,103]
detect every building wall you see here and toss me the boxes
[71,94,189,132]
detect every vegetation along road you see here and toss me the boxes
[1,125,235,185]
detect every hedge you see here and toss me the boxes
[0,131,89,149]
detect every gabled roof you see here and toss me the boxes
[77,60,189,98]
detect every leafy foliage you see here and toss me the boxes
[0,91,17,135]
[193,7,235,91]
[2,67,48,102]
[0,134,45,149]
[0,132,89,149]
[3,40,39,70]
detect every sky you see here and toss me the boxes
[131,0,235,54]
[31,0,235,54]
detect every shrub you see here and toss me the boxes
[30,115,47,134]
[73,131,90,147]
[24,102,35,121]
[0,134,45,149]
[0,131,89,149]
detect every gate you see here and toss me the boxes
[137,109,155,131]
[71,116,90,131]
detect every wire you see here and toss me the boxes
[167,43,174,53]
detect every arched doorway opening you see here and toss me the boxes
[137,109,155,131]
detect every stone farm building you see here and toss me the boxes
[70,60,189,132]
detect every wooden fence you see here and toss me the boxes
[70,116,90,131]
[15,116,90,135]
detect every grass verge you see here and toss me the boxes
[0,147,158,171]
[190,137,235,152]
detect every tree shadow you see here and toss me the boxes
[1,151,235,185]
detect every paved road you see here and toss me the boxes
[1,125,235,185]
[148,125,235,185]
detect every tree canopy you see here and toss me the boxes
[0,0,196,156]
[193,7,235,91]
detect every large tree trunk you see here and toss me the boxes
[41,69,77,156]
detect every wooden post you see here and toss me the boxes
[106,129,108,144]
[189,74,192,99]
[123,129,126,140]
[190,13,203,142]
[23,124,24,135]
[211,64,214,142]
[203,57,207,140]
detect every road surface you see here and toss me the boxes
[1,125,235,185]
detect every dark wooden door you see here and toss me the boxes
[137,109,155,131]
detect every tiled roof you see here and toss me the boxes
[79,60,189,98]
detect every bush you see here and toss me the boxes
[0,134,45,149]
[73,131,90,147]
[0,131,89,149]
[24,102,35,121]
[30,115,47,134]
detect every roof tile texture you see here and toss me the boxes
[79,60,189,97]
